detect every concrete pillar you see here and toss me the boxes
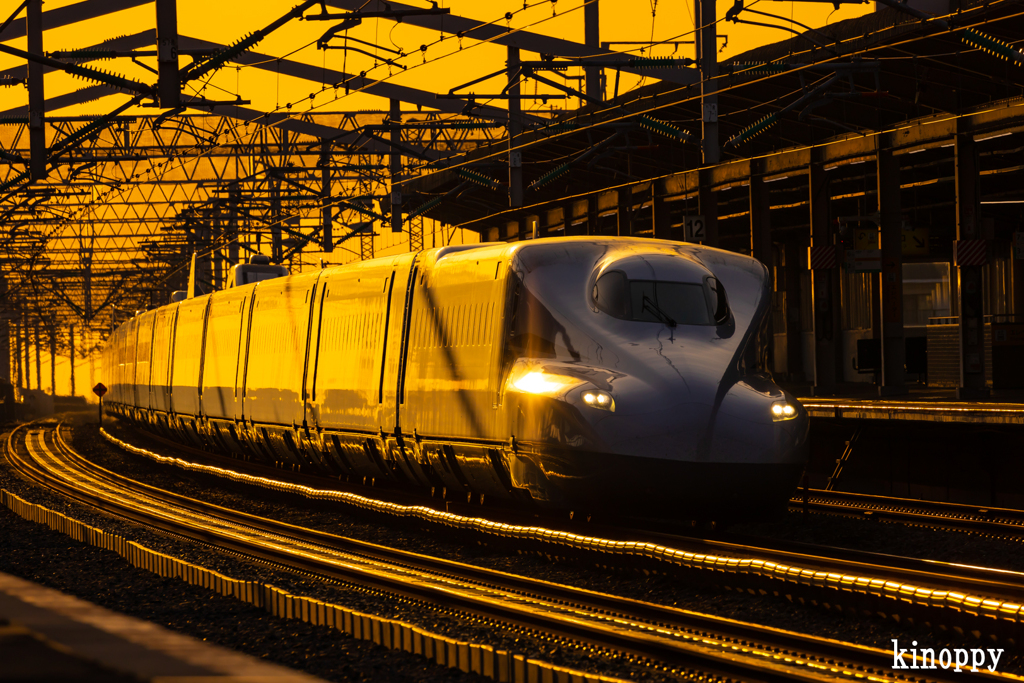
[750,170,773,372]
[617,190,630,236]
[877,146,906,395]
[697,169,718,247]
[809,157,843,394]
[586,196,598,236]
[749,172,772,265]
[784,239,805,381]
[955,132,989,399]
[653,191,671,240]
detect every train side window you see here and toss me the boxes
[705,276,730,325]
[592,271,628,318]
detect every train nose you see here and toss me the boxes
[710,378,809,467]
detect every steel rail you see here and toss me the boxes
[4,420,1002,683]
[790,489,1024,539]
[102,421,1024,606]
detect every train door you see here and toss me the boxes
[133,311,157,412]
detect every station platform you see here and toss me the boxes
[0,571,322,683]
[791,384,1024,424]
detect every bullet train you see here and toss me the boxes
[104,237,809,519]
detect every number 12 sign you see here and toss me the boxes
[684,215,705,242]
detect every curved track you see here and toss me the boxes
[5,420,1023,683]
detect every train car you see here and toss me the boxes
[104,237,809,519]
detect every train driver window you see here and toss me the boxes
[593,271,729,326]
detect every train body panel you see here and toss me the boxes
[308,256,395,431]
[201,284,252,420]
[403,244,510,442]
[169,295,209,418]
[133,311,155,410]
[103,237,808,518]
[243,271,320,427]
[149,305,176,414]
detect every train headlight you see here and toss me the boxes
[771,400,797,421]
[508,368,584,396]
[582,390,615,412]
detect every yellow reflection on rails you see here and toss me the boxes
[15,428,897,683]
[97,427,1024,631]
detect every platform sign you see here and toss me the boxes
[845,249,882,273]
[901,227,929,256]
[683,215,705,242]
[854,227,877,250]
[92,382,107,397]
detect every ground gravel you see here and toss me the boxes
[4,415,1022,678]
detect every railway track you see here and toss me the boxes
[790,488,1024,539]
[96,420,1024,638]
[7,419,1020,683]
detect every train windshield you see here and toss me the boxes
[594,271,728,326]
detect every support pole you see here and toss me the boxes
[584,0,602,102]
[15,320,23,389]
[69,324,76,397]
[49,327,55,396]
[809,156,842,394]
[389,99,402,232]
[320,144,333,250]
[507,46,523,209]
[23,321,30,390]
[27,0,46,180]
[0,277,8,385]
[155,0,180,108]
[228,183,240,267]
[877,145,906,395]
[270,178,283,262]
[34,325,41,391]
[955,131,989,399]
[696,0,719,165]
